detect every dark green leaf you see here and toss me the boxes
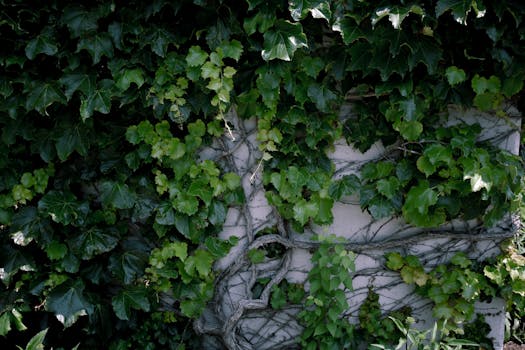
[307,83,337,112]
[112,287,150,320]
[0,245,35,285]
[115,68,145,91]
[10,206,52,246]
[25,82,66,115]
[335,17,367,44]
[99,181,136,209]
[261,20,308,61]
[55,125,90,160]
[77,33,114,64]
[368,196,396,219]
[60,73,97,100]
[79,89,112,120]
[38,191,89,226]
[407,36,442,74]
[25,33,58,60]
[288,0,331,22]
[376,177,400,200]
[208,200,227,225]
[329,175,360,201]
[45,280,93,328]
[61,5,99,38]
[68,227,119,260]
[403,180,438,216]
[436,0,477,24]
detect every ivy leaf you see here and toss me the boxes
[99,181,136,209]
[248,249,266,264]
[10,206,52,246]
[348,42,372,72]
[329,175,360,201]
[61,5,99,38]
[403,180,438,216]
[261,20,308,61]
[25,32,58,60]
[109,249,148,285]
[189,249,213,277]
[38,191,89,226]
[68,227,119,260]
[307,83,337,112]
[25,82,66,115]
[218,40,243,61]
[55,125,90,160]
[334,17,367,44]
[368,196,396,219]
[77,33,114,64]
[145,27,176,57]
[112,287,150,320]
[371,5,424,29]
[376,177,401,200]
[395,120,423,141]
[186,46,208,67]
[424,144,453,165]
[80,89,111,120]
[407,36,442,74]
[60,73,96,100]
[288,0,332,22]
[45,280,93,328]
[385,252,404,271]
[471,75,501,94]
[445,66,467,86]
[316,197,333,224]
[436,0,478,25]
[0,245,36,285]
[208,200,227,226]
[25,328,48,350]
[293,199,319,225]
[115,69,145,91]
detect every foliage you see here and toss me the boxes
[298,236,356,350]
[1,0,525,348]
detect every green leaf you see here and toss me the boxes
[59,73,96,100]
[77,33,114,64]
[10,206,51,246]
[445,66,467,85]
[186,46,209,67]
[109,249,148,285]
[191,249,214,277]
[307,83,337,112]
[334,17,367,44]
[55,125,90,160]
[385,252,404,271]
[45,241,68,260]
[403,180,438,215]
[471,74,501,94]
[248,249,266,264]
[25,33,58,60]
[25,82,66,115]
[329,175,360,201]
[436,0,478,25]
[115,68,145,91]
[407,36,442,74]
[0,312,11,337]
[25,328,48,350]
[416,156,436,177]
[99,181,136,209]
[68,227,119,260]
[424,144,452,166]
[61,5,99,38]
[371,5,424,29]
[1,245,35,284]
[38,191,89,226]
[376,177,400,200]
[218,40,243,61]
[112,287,151,320]
[395,120,423,141]
[261,20,308,61]
[288,0,332,22]
[80,89,112,120]
[208,200,227,226]
[223,172,241,190]
[368,196,396,219]
[45,280,93,328]
[293,199,318,225]
[502,75,524,98]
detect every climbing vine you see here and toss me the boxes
[0,0,524,349]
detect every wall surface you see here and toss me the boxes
[196,106,521,350]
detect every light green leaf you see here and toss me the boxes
[424,144,452,165]
[186,46,209,67]
[45,280,93,328]
[385,252,404,271]
[0,312,11,337]
[445,66,467,85]
[218,40,243,61]
[25,33,58,60]
[25,328,48,350]
[112,288,150,320]
[192,249,214,277]
[77,33,114,64]
[395,120,423,141]
[262,20,308,61]
[403,180,438,215]
[223,172,241,190]
[38,191,89,226]
[471,74,501,94]
[248,249,266,264]
[208,200,227,226]
[293,199,318,225]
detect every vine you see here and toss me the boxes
[0,0,524,349]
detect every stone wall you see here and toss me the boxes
[195,105,521,349]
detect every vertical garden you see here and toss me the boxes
[1,0,525,349]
